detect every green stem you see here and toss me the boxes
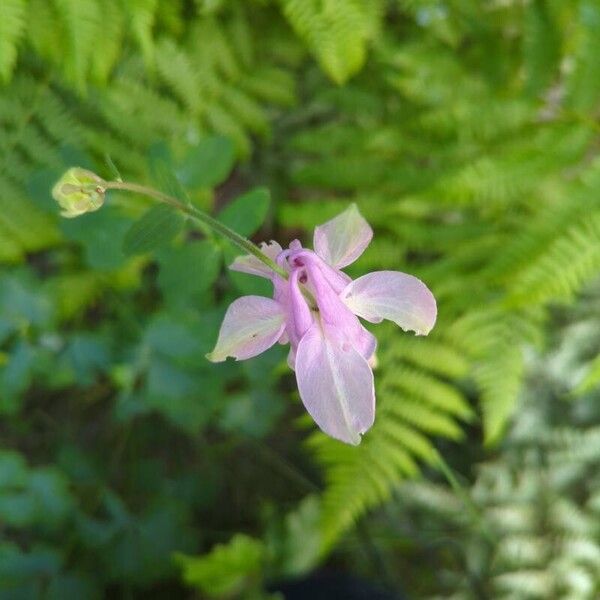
[103,180,288,278]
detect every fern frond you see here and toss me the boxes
[177,534,266,597]
[385,337,470,380]
[90,0,125,84]
[239,67,296,107]
[25,0,64,66]
[80,128,146,174]
[35,89,83,144]
[311,433,419,547]
[155,39,202,114]
[0,0,26,83]
[508,212,600,307]
[391,299,600,598]
[433,153,546,208]
[566,0,600,111]
[21,123,64,169]
[105,77,188,142]
[54,0,102,90]
[482,195,591,286]
[220,84,269,134]
[309,325,470,548]
[0,176,60,253]
[150,13,296,155]
[197,17,241,81]
[127,0,158,67]
[419,97,535,143]
[205,102,251,157]
[386,366,473,421]
[279,0,382,84]
[450,308,543,444]
[475,349,524,447]
[522,0,561,96]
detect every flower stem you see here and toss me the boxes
[103,181,287,278]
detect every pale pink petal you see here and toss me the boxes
[341,271,437,336]
[303,255,376,361]
[316,259,352,293]
[287,347,296,371]
[295,323,375,445]
[290,250,351,293]
[355,324,377,361]
[313,204,373,269]
[229,241,283,279]
[287,269,315,350]
[207,296,286,362]
[273,273,289,312]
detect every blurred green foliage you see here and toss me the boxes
[2,0,600,598]
[385,288,600,598]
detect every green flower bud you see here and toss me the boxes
[52,168,106,218]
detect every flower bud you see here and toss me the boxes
[52,168,106,218]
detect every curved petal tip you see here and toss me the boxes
[342,270,437,336]
[207,296,286,362]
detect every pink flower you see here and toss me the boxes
[207,205,437,445]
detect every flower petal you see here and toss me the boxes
[290,250,351,294]
[207,296,286,362]
[288,269,314,349]
[341,271,437,335]
[287,347,296,371]
[295,323,375,445]
[313,204,373,269]
[303,255,376,361]
[229,241,283,279]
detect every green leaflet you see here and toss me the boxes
[176,534,265,597]
[218,187,270,238]
[178,136,236,189]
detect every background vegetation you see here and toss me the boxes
[1,0,600,598]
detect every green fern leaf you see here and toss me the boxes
[90,0,125,83]
[0,0,26,83]
[279,0,381,84]
[25,0,64,66]
[308,325,470,549]
[450,309,542,445]
[0,176,61,254]
[508,212,600,306]
[522,0,560,96]
[566,0,600,111]
[53,0,102,90]
[128,0,158,67]
[176,534,265,597]
[155,39,202,114]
